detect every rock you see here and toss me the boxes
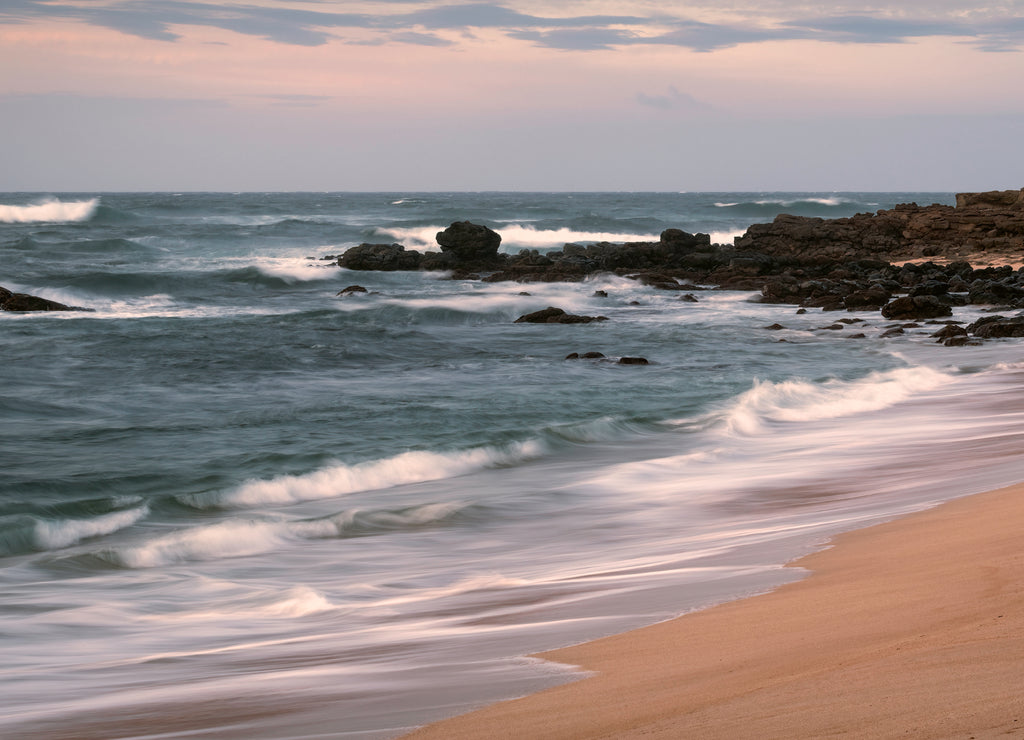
[818,324,844,330]
[565,352,580,359]
[618,357,649,365]
[581,351,606,358]
[881,327,905,337]
[337,285,368,296]
[593,290,608,298]
[0,286,76,312]
[435,222,502,265]
[967,315,1024,338]
[880,295,953,320]
[931,325,968,340]
[514,307,608,324]
[680,293,699,302]
[339,243,423,271]
[764,323,786,330]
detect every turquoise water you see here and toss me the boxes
[4,192,1024,739]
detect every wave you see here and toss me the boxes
[718,366,952,437]
[375,224,663,252]
[178,441,546,509]
[97,501,477,568]
[0,504,149,556]
[0,197,99,223]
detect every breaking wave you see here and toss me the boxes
[375,224,662,252]
[178,441,547,510]
[0,198,99,223]
[719,366,952,437]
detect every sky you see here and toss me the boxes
[2,0,1023,191]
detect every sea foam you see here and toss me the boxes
[376,224,662,252]
[0,198,99,223]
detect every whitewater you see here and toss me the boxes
[3,191,1024,739]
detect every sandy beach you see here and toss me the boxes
[406,482,1024,739]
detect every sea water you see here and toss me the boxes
[3,192,1024,739]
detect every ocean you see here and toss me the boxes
[3,191,1024,739]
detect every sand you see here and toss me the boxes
[405,483,1024,739]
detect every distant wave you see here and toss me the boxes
[714,197,853,209]
[377,224,662,252]
[0,197,99,223]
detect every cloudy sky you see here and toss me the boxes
[2,0,1023,191]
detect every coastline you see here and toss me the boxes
[405,481,1024,739]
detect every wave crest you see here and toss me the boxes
[0,198,99,223]
[721,367,951,436]
[179,441,546,510]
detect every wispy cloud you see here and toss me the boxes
[2,1,1023,53]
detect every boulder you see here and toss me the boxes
[435,221,502,264]
[880,295,953,320]
[339,243,422,271]
[618,357,650,365]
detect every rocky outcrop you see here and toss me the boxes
[514,307,608,324]
[735,188,1024,263]
[880,295,952,320]
[0,286,77,312]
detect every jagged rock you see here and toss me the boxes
[0,286,76,312]
[435,222,502,265]
[514,307,608,324]
[339,243,423,271]
[880,295,953,320]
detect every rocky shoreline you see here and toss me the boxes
[8,190,1024,343]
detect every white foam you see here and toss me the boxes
[181,441,546,509]
[253,258,337,283]
[33,505,149,550]
[0,198,98,223]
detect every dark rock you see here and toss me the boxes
[0,286,76,312]
[818,324,844,330]
[593,290,608,298]
[435,222,502,265]
[337,285,368,296]
[881,327,906,337]
[967,315,1024,338]
[680,294,699,302]
[931,325,968,340]
[339,243,423,271]
[880,295,953,320]
[764,323,786,330]
[847,333,867,339]
[514,307,608,324]
[618,357,649,365]
[581,351,606,359]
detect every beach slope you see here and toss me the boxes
[405,483,1024,739]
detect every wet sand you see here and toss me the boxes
[405,482,1024,739]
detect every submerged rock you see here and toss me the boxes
[514,307,608,324]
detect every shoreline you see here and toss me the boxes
[405,482,1024,739]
